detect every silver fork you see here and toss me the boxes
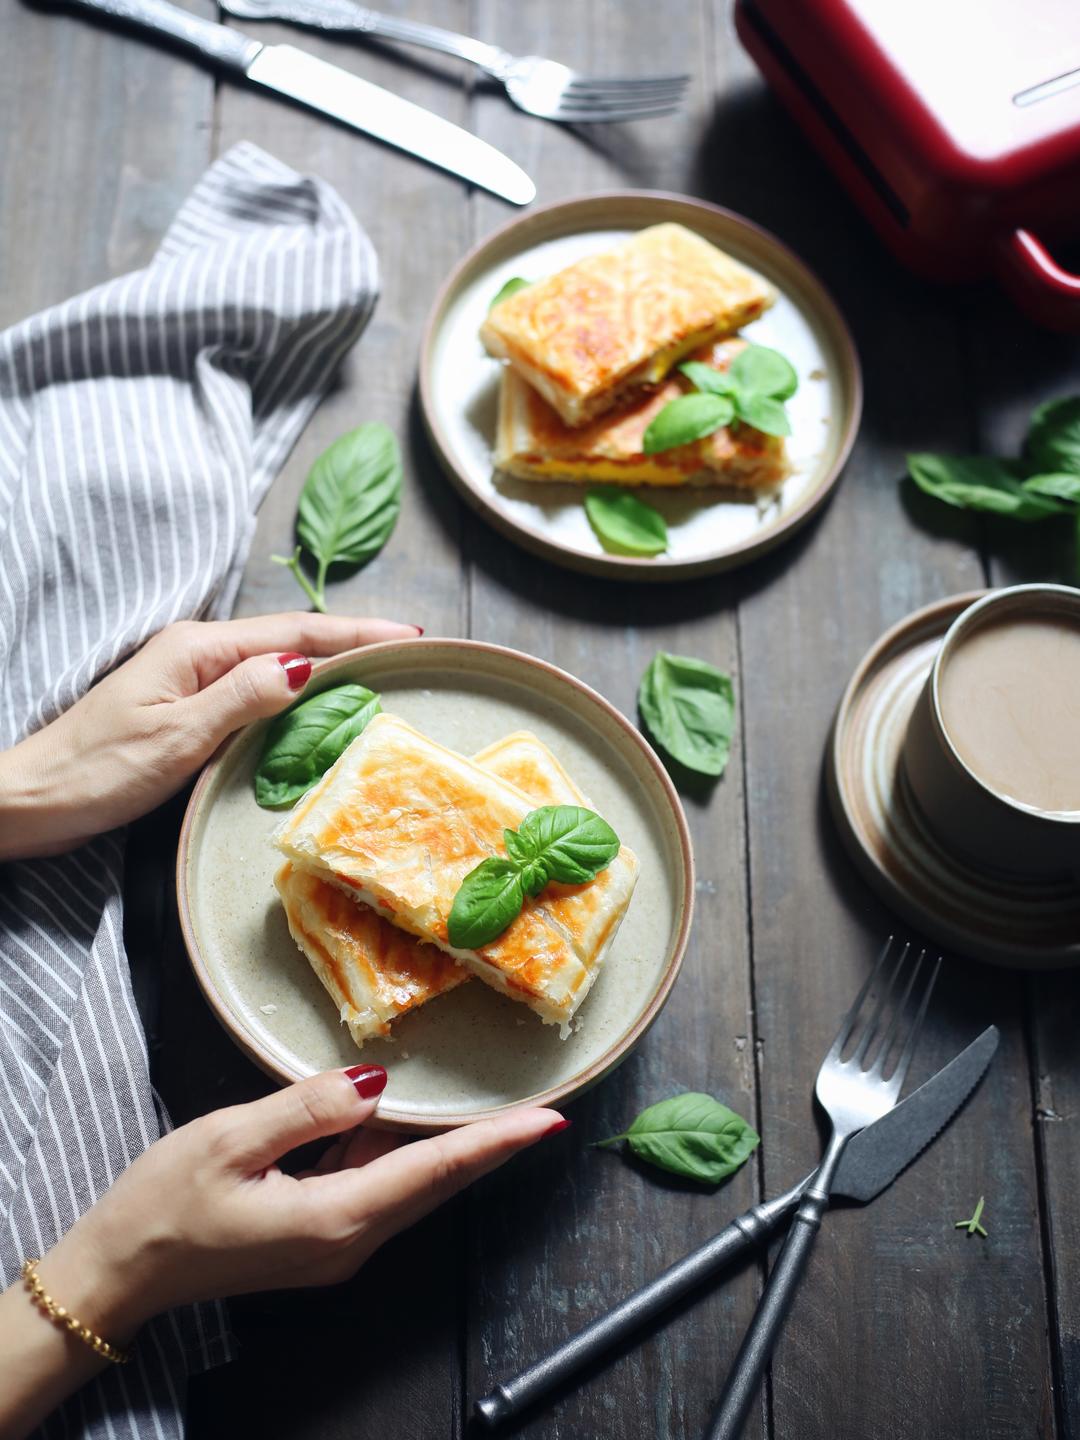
[705,937,942,1440]
[217,0,690,123]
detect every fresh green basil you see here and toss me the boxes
[597,1092,760,1184]
[272,423,402,612]
[585,488,668,556]
[643,393,735,454]
[907,453,1068,520]
[447,859,525,950]
[254,683,381,809]
[514,805,621,884]
[733,393,790,438]
[638,652,735,778]
[447,803,621,948]
[648,342,798,453]
[1023,472,1080,503]
[677,361,736,396]
[489,276,531,310]
[1027,397,1080,476]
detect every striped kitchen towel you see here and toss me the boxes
[0,141,378,1437]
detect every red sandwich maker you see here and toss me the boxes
[736,0,1080,330]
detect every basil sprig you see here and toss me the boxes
[585,487,668,556]
[448,804,620,949]
[643,343,798,454]
[272,423,402,612]
[489,276,531,310]
[907,454,1075,520]
[598,1092,760,1184]
[906,395,1080,531]
[254,683,381,809]
[638,652,735,779]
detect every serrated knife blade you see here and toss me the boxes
[833,1024,999,1202]
[473,1024,1000,1429]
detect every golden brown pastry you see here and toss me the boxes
[480,224,775,427]
[274,715,638,1032]
[494,338,790,489]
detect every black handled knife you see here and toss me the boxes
[475,1025,999,1428]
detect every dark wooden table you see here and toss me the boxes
[4,2,1078,1436]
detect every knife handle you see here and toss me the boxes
[57,0,261,73]
[473,1187,801,1430]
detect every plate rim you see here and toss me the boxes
[418,188,864,581]
[176,636,696,1128]
[826,590,1080,968]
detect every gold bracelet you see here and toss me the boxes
[21,1258,130,1365]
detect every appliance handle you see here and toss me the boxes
[995,229,1080,333]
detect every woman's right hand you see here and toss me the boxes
[34,1067,566,1341]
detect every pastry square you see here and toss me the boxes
[494,339,791,489]
[274,731,609,1047]
[274,714,639,1031]
[480,223,775,427]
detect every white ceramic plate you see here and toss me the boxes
[420,192,862,580]
[177,640,694,1129]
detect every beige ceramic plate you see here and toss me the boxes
[827,594,1080,968]
[177,640,694,1129]
[419,192,861,580]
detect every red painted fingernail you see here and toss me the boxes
[344,1064,387,1099]
[411,625,425,636]
[546,1117,571,1136]
[278,652,311,691]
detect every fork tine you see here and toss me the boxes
[563,79,690,100]
[888,954,943,1093]
[827,935,897,1059]
[851,940,910,1066]
[557,90,686,111]
[565,73,690,90]
[867,946,925,1075]
[553,102,683,123]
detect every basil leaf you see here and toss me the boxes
[503,828,537,866]
[585,488,668,557]
[638,652,735,778]
[642,393,734,454]
[598,1092,760,1184]
[447,858,525,949]
[519,858,552,897]
[1023,471,1080,504]
[734,393,791,438]
[515,805,620,885]
[254,683,381,809]
[907,453,1068,519]
[1027,396,1080,476]
[730,343,799,401]
[297,422,402,579]
[489,276,531,310]
[678,360,736,396]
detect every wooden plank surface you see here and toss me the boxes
[3,0,1076,1437]
[968,305,1080,1440]
[462,5,764,1437]
[718,42,1057,1437]
[180,3,478,1436]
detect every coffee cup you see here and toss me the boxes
[901,583,1080,881]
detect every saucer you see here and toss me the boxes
[827,593,1080,969]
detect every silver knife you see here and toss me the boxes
[53,0,536,205]
[475,1025,999,1428]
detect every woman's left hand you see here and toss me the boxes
[0,612,420,860]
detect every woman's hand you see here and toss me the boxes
[39,1067,564,1330]
[1,1068,565,1437]
[0,612,420,859]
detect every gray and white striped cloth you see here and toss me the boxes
[0,141,378,1437]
